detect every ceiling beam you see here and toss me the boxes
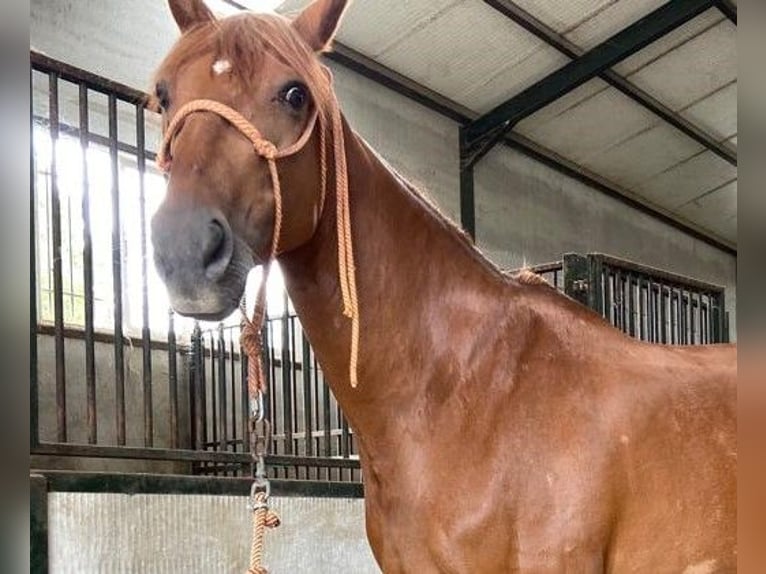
[464,0,715,151]
[714,0,737,24]
[291,48,736,255]
[483,0,736,166]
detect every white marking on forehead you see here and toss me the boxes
[212,59,232,75]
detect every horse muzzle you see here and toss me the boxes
[151,204,250,320]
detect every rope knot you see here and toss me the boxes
[247,491,280,574]
[240,318,262,358]
[254,140,278,160]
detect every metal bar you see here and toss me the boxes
[639,277,646,340]
[483,0,736,166]
[341,414,350,460]
[623,274,630,333]
[168,311,179,449]
[460,143,476,240]
[614,270,621,330]
[603,267,613,326]
[322,365,331,459]
[48,72,68,443]
[691,292,698,343]
[313,355,321,461]
[466,0,715,147]
[588,255,605,315]
[652,283,660,343]
[32,115,158,162]
[38,470,364,498]
[281,301,293,455]
[78,84,98,445]
[30,68,40,449]
[193,323,206,449]
[628,275,636,337]
[590,253,728,293]
[217,324,228,455]
[229,331,237,458]
[671,289,678,344]
[209,331,217,447]
[34,322,178,351]
[290,315,299,458]
[656,283,662,342]
[30,475,49,574]
[31,51,147,106]
[107,94,126,445]
[136,104,153,448]
[703,294,711,343]
[660,283,668,343]
[266,319,277,453]
[302,333,313,458]
[31,441,361,468]
[562,253,589,307]
[241,344,250,454]
[718,291,728,343]
[715,0,737,24]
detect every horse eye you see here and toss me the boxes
[281,83,307,111]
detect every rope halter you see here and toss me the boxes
[156,84,361,390]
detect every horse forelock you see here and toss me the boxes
[153,13,335,122]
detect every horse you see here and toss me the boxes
[149,1,737,571]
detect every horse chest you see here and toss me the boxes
[361,454,613,573]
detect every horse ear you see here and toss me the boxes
[291,0,350,52]
[168,0,216,33]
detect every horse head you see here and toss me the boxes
[150,0,349,320]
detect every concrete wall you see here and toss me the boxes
[29,0,736,337]
[33,334,192,474]
[49,492,378,573]
[475,146,737,335]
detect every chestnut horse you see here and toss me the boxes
[149,0,736,571]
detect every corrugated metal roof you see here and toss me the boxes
[622,19,736,111]
[565,0,668,50]
[328,0,569,112]
[284,1,737,246]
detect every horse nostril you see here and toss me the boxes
[202,219,232,280]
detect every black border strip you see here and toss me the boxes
[30,475,49,574]
[35,470,365,498]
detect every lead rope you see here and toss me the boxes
[157,79,358,574]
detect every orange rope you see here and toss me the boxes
[157,90,360,389]
[247,491,281,574]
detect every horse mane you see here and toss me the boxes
[360,142,512,281]
[512,268,554,287]
[364,141,560,293]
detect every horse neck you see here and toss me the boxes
[278,117,512,442]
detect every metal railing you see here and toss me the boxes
[517,254,728,344]
[189,316,359,481]
[29,51,361,482]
